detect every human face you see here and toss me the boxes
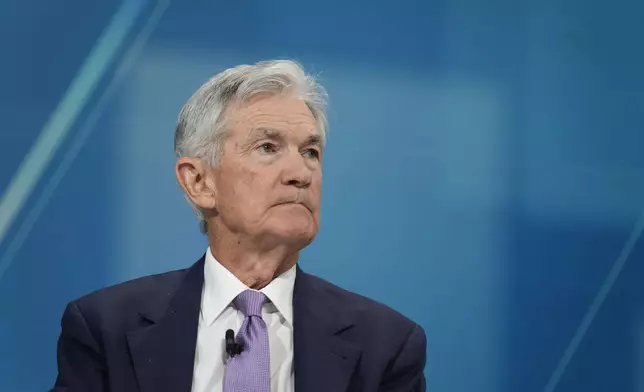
[211,94,323,249]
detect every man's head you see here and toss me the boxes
[174,60,327,254]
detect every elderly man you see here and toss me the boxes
[51,60,426,392]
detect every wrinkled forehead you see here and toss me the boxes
[224,94,322,142]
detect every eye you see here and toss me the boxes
[258,142,278,154]
[303,148,320,160]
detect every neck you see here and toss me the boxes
[208,230,300,289]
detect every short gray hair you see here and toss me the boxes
[174,59,328,233]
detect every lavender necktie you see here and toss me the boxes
[223,289,271,392]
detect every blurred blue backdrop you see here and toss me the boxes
[1,0,643,391]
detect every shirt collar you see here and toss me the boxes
[201,247,296,327]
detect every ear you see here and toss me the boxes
[175,157,217,210]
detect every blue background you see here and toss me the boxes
[1,0,643,391]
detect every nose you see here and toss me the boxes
[282,152,313,189]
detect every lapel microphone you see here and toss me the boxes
[225,329,244,357]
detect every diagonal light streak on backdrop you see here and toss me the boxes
[543,209,644,392]
[0,0,147,250]
[0,0,171,283]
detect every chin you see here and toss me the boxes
[262,213,318,247]
[283,228,317,244]
[271,225,317,247]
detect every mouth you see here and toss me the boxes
[275,201,312,213]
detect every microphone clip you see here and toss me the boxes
[225,329,244,357]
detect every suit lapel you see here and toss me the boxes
[127,256,205,392]
[293,267,362,392]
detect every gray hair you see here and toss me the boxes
[174,59,328,233]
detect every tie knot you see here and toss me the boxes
[234,290,268,317]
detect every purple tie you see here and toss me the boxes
[223,290,271,392]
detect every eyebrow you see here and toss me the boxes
[240,128,282,151]
[243,127,323,149]
[303,134,323,149]
[246,127,283,143]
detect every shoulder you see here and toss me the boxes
[65,267,190,331]
[74,267,189,309]
[300,271,427,385]
[301,271,423,335]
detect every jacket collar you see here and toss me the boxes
[126,255,205,392]
[293,265,361,392]
[126,257,361,392]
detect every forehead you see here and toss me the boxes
[225,94,319,139]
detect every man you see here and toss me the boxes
[51,59,426,392]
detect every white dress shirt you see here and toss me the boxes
[191,248,296,392]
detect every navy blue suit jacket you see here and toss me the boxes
[51,255,426,392]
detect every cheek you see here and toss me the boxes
[231,169,271,210]
[219,169,253,207]
[311,175,323,200]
